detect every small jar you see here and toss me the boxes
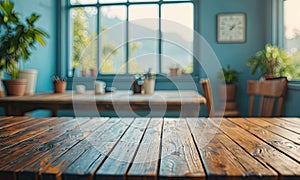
[132,75,144,94]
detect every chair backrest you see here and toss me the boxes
[200,79,215,116]
[247,77,288,117]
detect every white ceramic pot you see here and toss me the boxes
[143,78,155,94]
[95,81,106,94]
[18,69,38,95]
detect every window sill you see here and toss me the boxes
[68,74,199,83]
[288,81,300,91]
[67,74,200,90]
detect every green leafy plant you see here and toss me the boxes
[246,44,291,78]
[0,0,49,79]
[218,65,238,85]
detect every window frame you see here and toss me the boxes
[58,0,200,80]
[278,0,300,82]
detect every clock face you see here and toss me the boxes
[217,13,246,43]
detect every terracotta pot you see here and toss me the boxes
[90,68,97,77]
[0,91,4,97]
[169,68,178,77]
[264,74,273,80]
[53,81,66,93]
[220,84,237,101]
[3,79,27,96]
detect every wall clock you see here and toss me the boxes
[217,13,246,43]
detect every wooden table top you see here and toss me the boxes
[0,117,299,180]
[0,90,206,104]
[0,90,206,116]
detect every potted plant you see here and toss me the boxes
[246,44,291,79]
[51,76,67,94]
[0,0,48,96]
[218,65,239,101]
[169,64,179,77]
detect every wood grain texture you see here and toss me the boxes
[0,117,299,180]
[95,118,148,179]
[160,118,205,179]
[260,118,300,135]
[39,117,111,180]
[63,118,134,180]
[228,118,300,163]
[127,118,163,180]
[17,117,101,180]
[0,117,63,150]
[243,118,300,145]
[211,118,300,176]
[187,118,277,179]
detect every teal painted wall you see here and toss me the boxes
[13,0,56,92]
[199,0,269,116]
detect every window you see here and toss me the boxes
[283,0,300,80]
[67,0,195,77]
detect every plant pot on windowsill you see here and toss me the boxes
[3,79,27,96]
[53,80,66,94]
[90,68,97,77]
[169,67,179,77]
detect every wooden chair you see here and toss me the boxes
[200,79,239,117]
[247,77,288,117]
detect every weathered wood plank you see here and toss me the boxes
[17,117,108,180]
[159,118,205,179]
[127,118,163,180]
[280,117,300,126]
[0,117,89,180]
[0,117,45,137]
[0,116,32,129]
[228,118,300,163]
[95,118,149,179]
[0,118,78,177]
[211,118,300,176]
[0,117,76,164]
[187,118,277,179]
[0,117,65,150]
[259,118,300,135]
[62,118,134,180]
[243,118,300,145]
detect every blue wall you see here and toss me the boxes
[14,0,56,92]
[199,0,269,116]
[7,0,299,117]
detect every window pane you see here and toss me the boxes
[128,5,159,74]
[161,3,193,75]
[70,0,97,5]
[70,7,97,76]
[284,0,300,80]
[99,0,127,3]
[100,6,126,74]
